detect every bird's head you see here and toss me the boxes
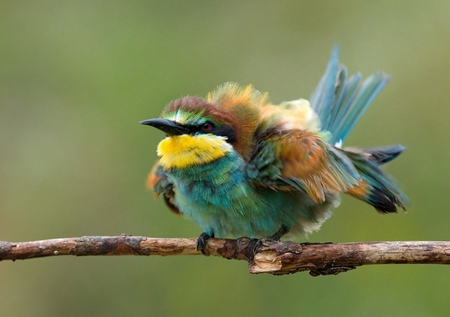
[141,83,267,169]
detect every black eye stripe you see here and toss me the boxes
[211,125,237,142]
[186,124,237,143]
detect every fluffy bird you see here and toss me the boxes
[141,48,406,250]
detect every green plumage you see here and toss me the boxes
[142,48,406,241]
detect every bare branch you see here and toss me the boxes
[1,236,449,276]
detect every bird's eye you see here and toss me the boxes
[200,121,214,132]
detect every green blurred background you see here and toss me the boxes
[1,1,450,316]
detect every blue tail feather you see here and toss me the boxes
[328,73,362,140]
[335,73,390,143]
[309,47,339,130]
[310,47,390,146]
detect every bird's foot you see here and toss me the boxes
[196,232,213,256]
[253,225,290,254]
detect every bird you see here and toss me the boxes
[140,48,406,252]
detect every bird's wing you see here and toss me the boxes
[147,161,181,214]
[247,130,406,212]
[247,129,361,203]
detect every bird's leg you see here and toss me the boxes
[268,224,290,241]
[253,225,290,254]
[196,232,214,256]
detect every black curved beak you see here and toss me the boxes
[140,118,189,135]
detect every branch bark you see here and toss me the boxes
[1,236,449,276]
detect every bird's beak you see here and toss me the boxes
[140,118,189,135]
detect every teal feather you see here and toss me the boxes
[310,47,390,146]
[164,150,335,238]
[310,47,340,131]
[334,73,389,144]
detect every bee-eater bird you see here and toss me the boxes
[141,48,406,251]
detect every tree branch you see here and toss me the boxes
[1,236,449,275]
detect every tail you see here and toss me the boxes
[310,47,390,147]
[345,144,405,165]
[343,146,407,213]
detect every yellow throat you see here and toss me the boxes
[157,134,233,169]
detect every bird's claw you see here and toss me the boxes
[196,232,213,256]
[252,225,290,254]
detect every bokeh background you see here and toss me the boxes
[1,1,450,316]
